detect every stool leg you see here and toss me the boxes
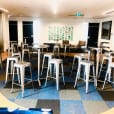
[17,68,20,84]
[45,63,50,87]
[98,58,104,78]
[22,50,24,61]
[11,66,15,93]
[56,64,59,90]
[61,63,65,85]
[28,51,30,61]
[85,65,90,93]
[70,57,76,76]
[108,68,111,82]
[29,66,34,90]
[93,65,97,87]
[19,53,21,61]
[20,67,24,97]
[74,63,81,88]
[5,59,9,84]
[10,61,14,76]
[41,56,45,75]
[74,72,79,88]
[102,68,110,90]
[77,63,81,79]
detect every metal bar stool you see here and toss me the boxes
[98,52,112,78]
[5,57,18,84]
[21,43,30,61]
[71,50,90,76]
[74,60,96,93]
[11,61,34,97]
[102,55,114,90]
[45,58,65,90]
[41,53,54,76]
[22,48,30,61]
[53,45,60,58]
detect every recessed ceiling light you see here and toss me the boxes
[103,9,114,15]
[0,7,8,13]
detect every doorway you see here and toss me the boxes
[87,23,99,47]
[23,21,33,45]
[9,21,18,42]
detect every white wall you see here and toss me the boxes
[9,17,89,47]
[0,13,9,51]
[35,18,89,46]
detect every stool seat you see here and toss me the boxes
[44,53,53,57]
[14,61,31,67]
[49,58,63,63]
[80,60,94,66]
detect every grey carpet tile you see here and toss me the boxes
[36,99,60,114]
[0,88,19,99]
[60,82,75,89]
[14,99,38,108]
[98,90,114,101]
[59,89,81,100]
[83,101,109,114]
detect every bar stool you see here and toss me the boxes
[71,50,90,76]
[74,60,96,93]
[12,52,21,61]
[45,58,65,90]
[22,48,30,61]
[53,45,60,58]
[5,57,18,84]
[41,53,54,76]
[21,43,30,61]
[102,56,114,90]
[11,61,34,97]
[98,52,112,78]
[70,54,84,76]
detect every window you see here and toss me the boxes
[23,21,33,45]
[101,21,112,40]
[9,21,18,41]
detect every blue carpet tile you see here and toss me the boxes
[106,101,114,108]
[60,100,86,114]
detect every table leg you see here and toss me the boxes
[38,49,41,86]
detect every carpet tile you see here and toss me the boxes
[60,100,86,114]
[0,88,19,99]
[105,101,114,108]
[36,99,60,114]
[83,101,109,114]
[14,99,38,108]
[59,90,81,100]
[77,83,103,101]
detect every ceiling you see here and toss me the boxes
[0,0,114,19]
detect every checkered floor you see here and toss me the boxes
[1,55,114,114]
[0,79,114,114]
